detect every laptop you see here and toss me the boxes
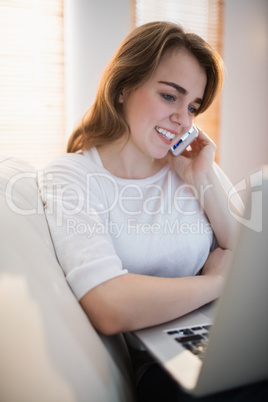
[132,166,268,397]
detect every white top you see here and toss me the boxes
[38,147,238,300]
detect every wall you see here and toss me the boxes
[219,0,268,186]
[64,0,132,137]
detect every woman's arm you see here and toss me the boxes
[80,247,228,335]
[166,129,242,250]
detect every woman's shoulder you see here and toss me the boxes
[41,147,101,174]
[38,148,106,194]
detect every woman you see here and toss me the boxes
[39,22,253,400]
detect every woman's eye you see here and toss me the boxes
[161,93,176,102]
[188,105,197,114]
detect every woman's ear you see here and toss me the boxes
[118,88,127,103]
[118,89,124,103]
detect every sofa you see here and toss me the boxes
[0,156,136,402]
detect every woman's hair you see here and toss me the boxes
[67,21,224,153]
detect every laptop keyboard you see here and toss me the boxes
[165,325,212,360]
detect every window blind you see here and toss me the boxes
[0,0,65,169]
[133,0,224,156]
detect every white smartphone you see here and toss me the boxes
[170,125,199,156]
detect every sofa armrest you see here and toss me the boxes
[0,157,135,402]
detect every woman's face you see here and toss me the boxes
[119,48,207,160]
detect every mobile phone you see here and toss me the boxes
[170,125,199,156]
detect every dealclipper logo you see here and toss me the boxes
[228,170,263,232]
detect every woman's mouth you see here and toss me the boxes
[154,126,176,141]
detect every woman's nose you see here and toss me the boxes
[170,110,189,127]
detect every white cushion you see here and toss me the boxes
[0,157,135,402]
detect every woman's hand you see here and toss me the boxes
[166,127,216,187]
[167,127,241,250]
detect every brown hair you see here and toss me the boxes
[67,21,224,153]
